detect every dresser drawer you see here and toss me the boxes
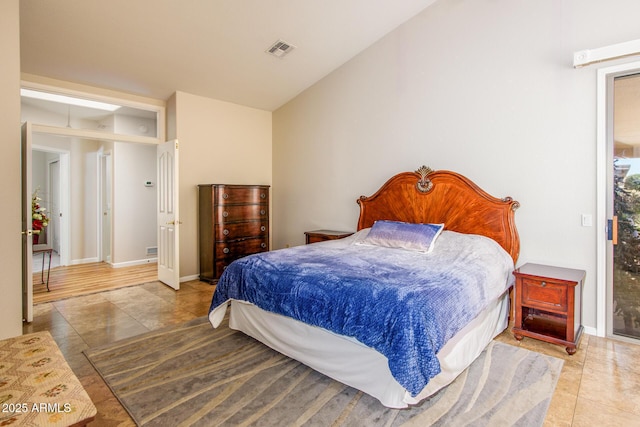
[215,204,268,222]
[215,237,268,259]
[215,186,269,205]
[215,221,267,241]
[521,278,567,312]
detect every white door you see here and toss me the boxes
[157,140,180,289]
[100,153,112,263]
[49,159,60,253]
[21,123,34,322]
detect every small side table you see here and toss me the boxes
[33,244,53,292]
[512,263,585,355]
[304,230,354,244]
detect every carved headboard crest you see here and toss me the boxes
[415,165,434,193]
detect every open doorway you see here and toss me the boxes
[21,85,168,309]
[31,146,68,274]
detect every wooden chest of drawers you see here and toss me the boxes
[198,184,269,283]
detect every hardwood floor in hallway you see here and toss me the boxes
[32,262,158,304]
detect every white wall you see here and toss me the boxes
[0,0,23,339]
[112,141,157,265]
[273,0,640,333]
[170,91,272,279]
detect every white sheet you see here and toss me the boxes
[223,292,509,408]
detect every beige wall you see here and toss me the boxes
[172,91,272,280]
[273,0,640,334]
[0,0,24,339]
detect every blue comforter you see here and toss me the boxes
[209,229,514,396]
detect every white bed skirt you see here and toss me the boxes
[210,292,509,409]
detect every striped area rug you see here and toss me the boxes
[84,316,563,426]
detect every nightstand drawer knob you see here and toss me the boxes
[540,281,547,287]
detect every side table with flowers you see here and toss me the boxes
[32,189,49,244]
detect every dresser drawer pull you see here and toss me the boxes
[260,226,266,232]
[223,229,229,235]
[222,193,229,199]
[261,243,267,248]
[222,211,228,218]
[260,210,266,215]
[223,247,230,254]
[260,193,266,199]
[540,281,547,287]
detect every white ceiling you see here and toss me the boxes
[20,0,437,112]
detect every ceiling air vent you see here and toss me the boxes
[266,39,296,58]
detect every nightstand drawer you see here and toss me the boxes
[522,278,567,311]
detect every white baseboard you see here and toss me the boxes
[111,258,158,268]
[69,257,99,265]
[180,274,200,282]
[62,258,201,285]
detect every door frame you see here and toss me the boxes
[596,59,640,338]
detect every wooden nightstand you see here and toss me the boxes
[512,263,585,355]
[304,229,353,244]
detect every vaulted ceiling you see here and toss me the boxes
[20,0,437,111]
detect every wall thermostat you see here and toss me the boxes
[145,181,154,187]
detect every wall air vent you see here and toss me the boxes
[266,39,296,58]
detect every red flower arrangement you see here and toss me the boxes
[32,189,49,244]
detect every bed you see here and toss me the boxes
[208,166,520,408]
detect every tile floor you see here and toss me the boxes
[23,281,640,426]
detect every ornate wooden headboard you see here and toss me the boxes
[357,166,520,263]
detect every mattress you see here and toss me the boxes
[225,291,510,408]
